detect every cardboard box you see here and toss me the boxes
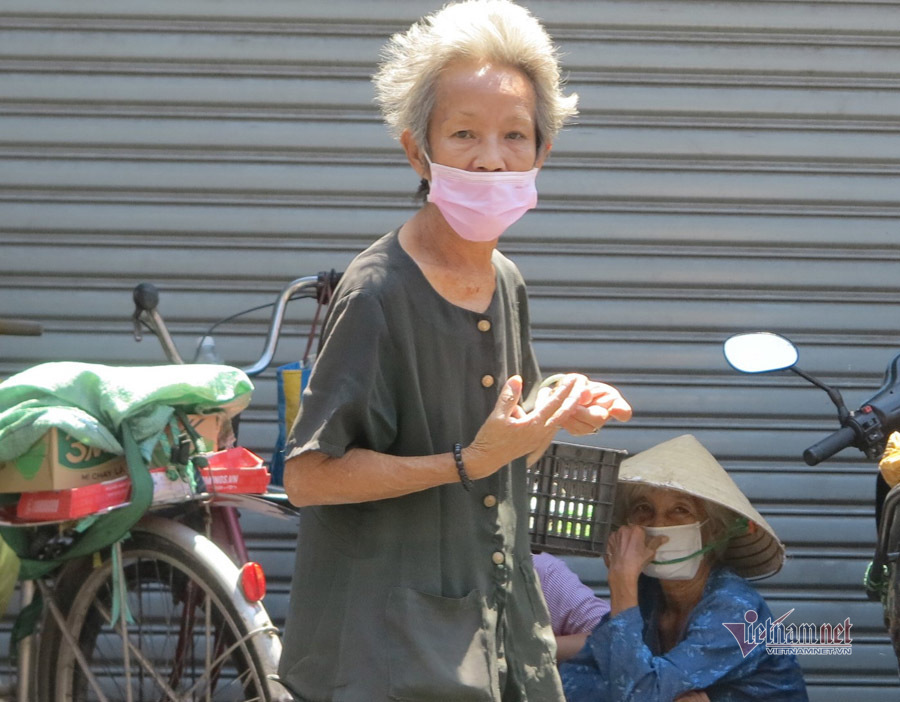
[0,413,227,495]
[0,428,127,494]
[13,468,200,522]
[13,446,268,523]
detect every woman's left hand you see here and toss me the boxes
[535,373,632,436]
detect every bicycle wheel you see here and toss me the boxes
[36,515,285,702]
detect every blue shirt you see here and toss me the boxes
[560,567,808,702]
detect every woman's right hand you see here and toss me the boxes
[605,525,667,615]
[462,374,580,480]
[605,525,667,581]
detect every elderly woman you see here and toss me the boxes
[560,435,809,702]
[278,2,631,700]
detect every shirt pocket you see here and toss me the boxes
[385,587,497,701]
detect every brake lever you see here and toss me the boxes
[132,309,144,342]
[132,282,162,342]
[129,282,185,364]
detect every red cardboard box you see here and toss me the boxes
[199,447,270,495]
[13,445,269,522]
[16,475,132,521]
[14,467,202,522]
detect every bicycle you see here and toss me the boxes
[1,273,338,701]
[0,315,42,700]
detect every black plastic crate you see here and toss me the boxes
[527,442,626,557]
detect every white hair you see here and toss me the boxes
[372,0,578,151]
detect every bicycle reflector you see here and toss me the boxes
[240,562,267,603]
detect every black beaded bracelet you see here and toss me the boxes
[453,443,474,491]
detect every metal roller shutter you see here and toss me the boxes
[1,1,898,697]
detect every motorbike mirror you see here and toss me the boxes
[723,332,799,373]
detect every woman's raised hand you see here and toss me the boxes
[605,525,668,615]
[605,525,666,581]
[463,374,579,479]
[535,373,632,436]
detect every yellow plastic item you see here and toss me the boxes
[281,367,304,433]
[0,535,20,617]
[879,431,900,487]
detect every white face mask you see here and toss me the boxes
[424,154,539,242]
[641,521,706,581]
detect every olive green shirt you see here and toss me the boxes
[280,231,562,701]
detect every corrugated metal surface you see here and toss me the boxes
[1,0,899,697]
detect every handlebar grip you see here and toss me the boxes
[803,425,858,466]
[133,283,160,312]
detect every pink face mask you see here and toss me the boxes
[425,155,539,242]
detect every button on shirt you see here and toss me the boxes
[281,230,562,702]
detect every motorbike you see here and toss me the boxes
[723,331,900,667]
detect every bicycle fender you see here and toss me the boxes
[132,515,292,701]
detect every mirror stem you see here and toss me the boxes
[790,366,850,423]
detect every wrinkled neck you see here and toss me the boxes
[658,559,711,615]
[408,205,494,258]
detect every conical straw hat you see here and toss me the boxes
[616,434,785,580]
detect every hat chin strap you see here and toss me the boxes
[651,517,750,565]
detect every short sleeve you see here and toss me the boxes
[515,278,542,412]
[286,290,398,459]
[533,553,610,636]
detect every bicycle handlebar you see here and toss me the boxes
[242,275,320,377]
[0,318,43,336]
[133,272,340,376]
[133,285,186,365]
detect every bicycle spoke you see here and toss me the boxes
[181,626,280,699]
[112,541,135,702]
[36,580,112,702]
[88,594,184,701]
